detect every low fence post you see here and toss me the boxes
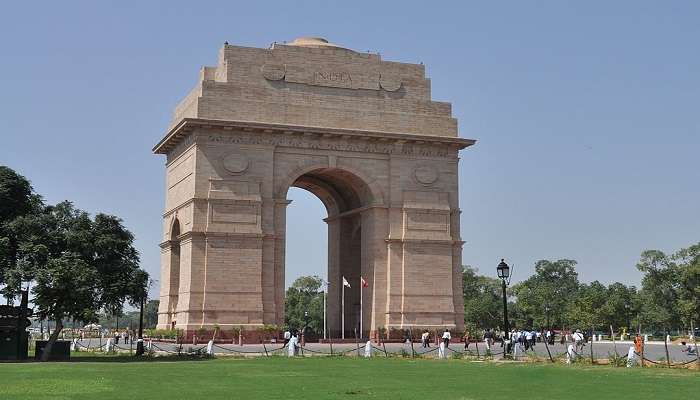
[543,337,554,363]
[610,325,618,357]
[589,326,594,364]
[663,330,671,368]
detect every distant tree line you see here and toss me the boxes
[463,246,699,336]
[0,166,149,360]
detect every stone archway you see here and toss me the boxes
[281,166,380,338]
[154,38,475,341]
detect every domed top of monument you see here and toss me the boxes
[287,37,348,50]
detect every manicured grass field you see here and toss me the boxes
[1,355,697,399]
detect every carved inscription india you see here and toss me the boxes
[314,71,352,88]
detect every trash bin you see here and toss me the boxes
[35,340,71,360]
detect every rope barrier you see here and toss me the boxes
[370,344,389,356]
[295,346,328,355]
[70,339,698,366]
[418,347,439,355]
[151,343,183,354]
[633,351,697,367]
[75,341,107,350]
[210,343,287,355]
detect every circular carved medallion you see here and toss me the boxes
[414,165,439,185]
[222,154,249,174]
[379,74,402,92]
[261,64,285,81]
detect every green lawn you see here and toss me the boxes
[1,355,697,400]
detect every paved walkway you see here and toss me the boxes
[73,339,698,363]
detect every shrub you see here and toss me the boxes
[608,352,627,367]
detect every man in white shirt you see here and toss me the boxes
[287,333,298,357]
[421,331,430,348]
[442,329,451,348]
[573,329,585,353]
[283,330,291,347]
[526,330,534,349]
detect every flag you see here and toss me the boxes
[342,276,351,288]
[361,277,369,288]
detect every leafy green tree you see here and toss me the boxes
[636,249,681,332]
[602,282,638,332]
[567,281,608,330]
[0,166,43,299]
[284,276,324,334]
[5,199,148,360]
[144,299,160,329]
[0,166,40,223]
[461,266,503,330]
[672,243,700,331]
[511,259,579,329]
[33,253,99,359]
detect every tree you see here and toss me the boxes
[567,281,608,330]
[33,253,99,359]
[5,200,149,360]
[461,266,503,330]
[284,276,324,335]
[671,243,700,332]
[0,166,40,223]
[511,259,579,329]
[602,282,638,331]
[144,300,160,329]
[0,166,42,300]
[636,250,681,332]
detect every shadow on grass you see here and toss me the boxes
[2,355,216,364]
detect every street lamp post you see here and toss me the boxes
[135,296,145,356]
[302,311,310,347]
[497,259,511,355]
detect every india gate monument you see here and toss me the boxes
[153,37,475,341]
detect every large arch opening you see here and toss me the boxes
[167,218,181,330]
[282,167,376,339]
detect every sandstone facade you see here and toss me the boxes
[154,37,475,339]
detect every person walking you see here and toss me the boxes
[421,331,430,348]
[483,329,492,351]
[442,329,451,348]
[283,329,291,347]
[522,329,530,351]
[463,330,470,349]
[573,329,585,353]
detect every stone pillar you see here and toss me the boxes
[362,207,389,339]
[270,199,291,326]
[326,217,341,338]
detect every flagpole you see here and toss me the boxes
[360,277,363,340]
[342,279,345,340]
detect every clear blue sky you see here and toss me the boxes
[2,1,698,299]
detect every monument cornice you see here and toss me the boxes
[153,118,476,155]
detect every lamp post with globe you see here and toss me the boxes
[497,259,512,355]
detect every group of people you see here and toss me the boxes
[112,330,133,344]
[420,329,453,348]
